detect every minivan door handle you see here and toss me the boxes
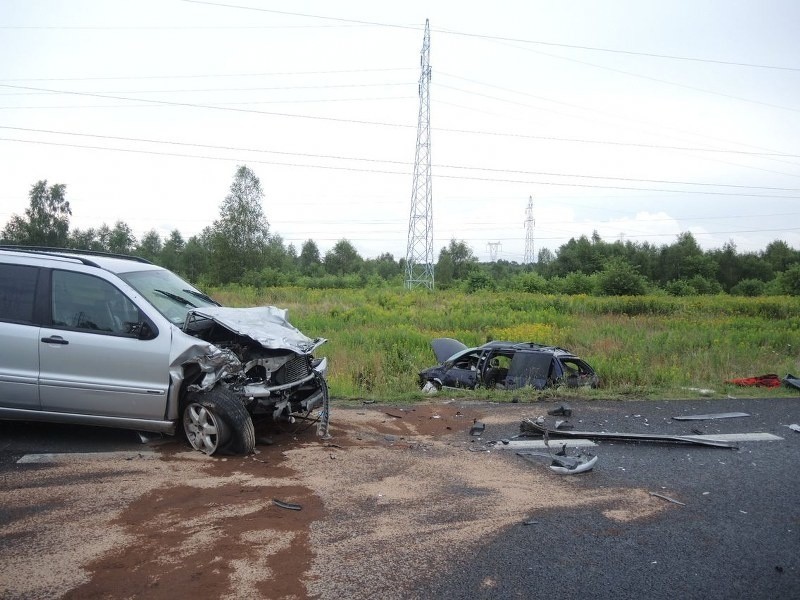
[41,336,69,345]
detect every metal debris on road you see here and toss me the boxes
[519,417,738,448]
[672,412,750,421]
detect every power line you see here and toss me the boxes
[0,96,414,110]
[3,135,799,199]
[0,67,414,83]
[177,0,800,72]
[4,125,798,191]
[0,81,413,96]
[437,71,800,160]
[494,40,800,114]
[2,83,798,158]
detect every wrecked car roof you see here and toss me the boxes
[187,306,326,354]
[430,337,578,364]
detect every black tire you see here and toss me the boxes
[182,387,255,456]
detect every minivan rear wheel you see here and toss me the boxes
[182,387,255,455]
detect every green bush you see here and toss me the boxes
[596,259,647,296]
[730,279,766,297]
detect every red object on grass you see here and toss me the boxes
[725,374,782,387]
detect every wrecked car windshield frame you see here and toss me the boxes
[120,269,218,325]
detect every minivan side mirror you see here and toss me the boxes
[127,319,157,340]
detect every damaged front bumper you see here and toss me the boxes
[166,306,329,423]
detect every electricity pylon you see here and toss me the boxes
[524,196,535,264]
[405,19,434,290]
[487,242,501,262]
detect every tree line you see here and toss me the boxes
[3,167,799,296]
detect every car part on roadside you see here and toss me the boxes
[548,404,572,417]
[469,421,486,436]
[549,453,598,474]
[272,499,303,511]
[0,246,329,457]
[418,338,598,392]
[135,431,164,444]
[516,442,598,475]
[672,412,750,421]
[783,374,800,391]
[519,418,738,449]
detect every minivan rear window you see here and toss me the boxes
[0,264,38,323]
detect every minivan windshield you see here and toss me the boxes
[120,269,218,325]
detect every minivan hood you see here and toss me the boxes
[186,306,327,354]
[431,337,468,363]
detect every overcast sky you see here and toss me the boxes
[2,0,799,262]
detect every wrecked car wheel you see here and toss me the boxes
[182,387,255,456]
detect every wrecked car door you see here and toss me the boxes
[440,348,481,389]
[505,352,553,390]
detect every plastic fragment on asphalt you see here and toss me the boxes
[549,454,597,475]
[516,450,598,474]
[650,492,686,506]
[788,424,800,433]
[672,412,750,421]
[272,499,303,511]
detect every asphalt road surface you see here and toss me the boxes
[0,396,798,599]
[423,396,800,600]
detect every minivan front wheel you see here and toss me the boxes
[182,387,255,456]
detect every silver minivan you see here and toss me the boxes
[0,247,329,455]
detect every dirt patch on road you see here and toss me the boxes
[0,401,666,599]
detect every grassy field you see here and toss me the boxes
[210,286,800,402]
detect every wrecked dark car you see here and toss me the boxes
[418,338,598,392]
[0,247,328,457]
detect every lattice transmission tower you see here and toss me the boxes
[405,19,434,289]
[524,195,536,264]
[487,242,501,262]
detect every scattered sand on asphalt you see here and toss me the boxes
[285,404,666,599]
[0,402,666,599]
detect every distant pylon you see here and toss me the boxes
[523,196,536,264]
[487,242,501,262]
[405,19,434,290]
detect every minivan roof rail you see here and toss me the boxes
[0,245,152,265]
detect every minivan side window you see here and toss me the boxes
[0,264,38,323]
[51,270,141,335]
